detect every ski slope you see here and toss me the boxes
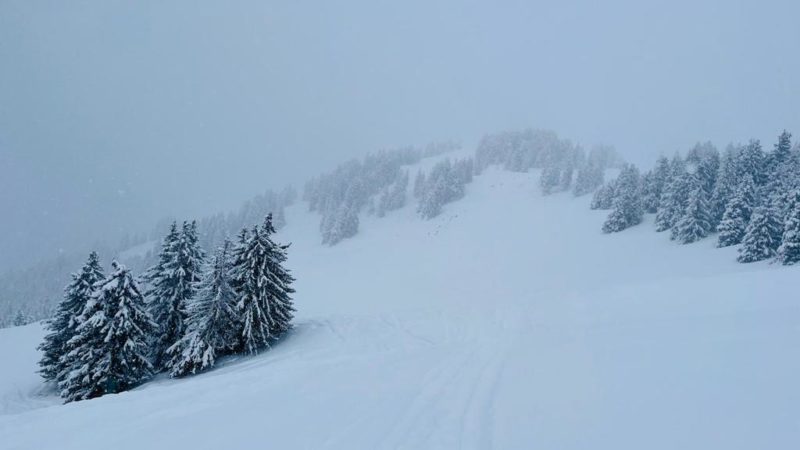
[1,167,798,449]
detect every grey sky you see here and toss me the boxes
[1,0,799,270]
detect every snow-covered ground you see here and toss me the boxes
[1,167,798,449]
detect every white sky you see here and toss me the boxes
[1,0,799,269]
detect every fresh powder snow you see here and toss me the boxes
[1,167,798,449]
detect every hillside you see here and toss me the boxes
[1,166,798,450]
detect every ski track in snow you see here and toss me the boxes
[1,166,799,449]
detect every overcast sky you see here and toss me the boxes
[1,0,799,270]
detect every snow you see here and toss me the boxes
[1,167,799,449]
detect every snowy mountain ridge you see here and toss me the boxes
[1,162,797,449]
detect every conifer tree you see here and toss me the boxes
[38,252,105,382]
[59,262,154,402]
[145,221,206,368]
[231,215,296,354]
[539,166,561,195]
[12,310,27,327]
[777,189,800,265]
[602,165,643,233]
[737,206,783,263]
[573,157,604,197]
[671,180,712,244]
[710,145,740,226]
[167,240,240,377]
[589,179,616,210]
[717,175,755,247]
[736,139,766,187]
[655,155,688,232]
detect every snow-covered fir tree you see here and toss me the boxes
[777,189,800,265]
[38,252,105,382]
[641,156,671,213]
[322,202,359,245]
[671,180,713,244]
[710,145,740,226]
[59,261,155,402]
[602,164,643,233]
[166,240,240,377]
[589,179,617,210]
[573,157,605,197]
[377,171,409,217]
[737,139,766,187]
[737,205,783,263]
[539,166,561,195]
[231,215,296,354]
[145,221,206,369]
[12,310,28,327]
[417,159,468,219]
[717,175,755,248]
[654,155,689,232]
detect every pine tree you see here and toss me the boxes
[12,310,27,327]
[573,157,604,197]
[655,155,688,232]
[59,262,155,402]
[717,175,755,248]
[231,215,296,354]
[322,203,359,245]
[145,221,206,369]
[777,189,800,265]
[166,240,240,377]
[417,159,466,219]
[671,181,712,244]
[590,179,616,210]
[736,139,766,187]
[539,166,561,195]
[737,206,783,263]
[710,145,740,226]
[602,165,643,233]
[38,252,105,382]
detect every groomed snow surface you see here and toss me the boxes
[1,167,798,449]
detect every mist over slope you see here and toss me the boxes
[1,164,797,450]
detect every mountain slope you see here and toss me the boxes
[1,167,798,450]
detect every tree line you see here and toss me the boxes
[37,214,295,403]
[592,131,800,264]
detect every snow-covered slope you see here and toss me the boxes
[1,167,798,450]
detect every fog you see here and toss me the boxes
[1,0,799,270]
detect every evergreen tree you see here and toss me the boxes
[602,165,643,233]
[38,252,105,382]
[145,221,206,369]
[710,145,740,226]
[655,155,689,232]
[573,157,604,197]
[12,310,27,327]
[717,175,755,248]
[737,206,783,263]
[166,240,240,377]
[769,130,792,174]
[736,139,766,187]
[539,166,561,195]
[322,203,359,245]
[649,156,672,212]
[671,181,712,244]
[231,215,296,354]
[417,159,466,219]
[59,262,154,402]
[589,179,616,210]
[777,189,800,265]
